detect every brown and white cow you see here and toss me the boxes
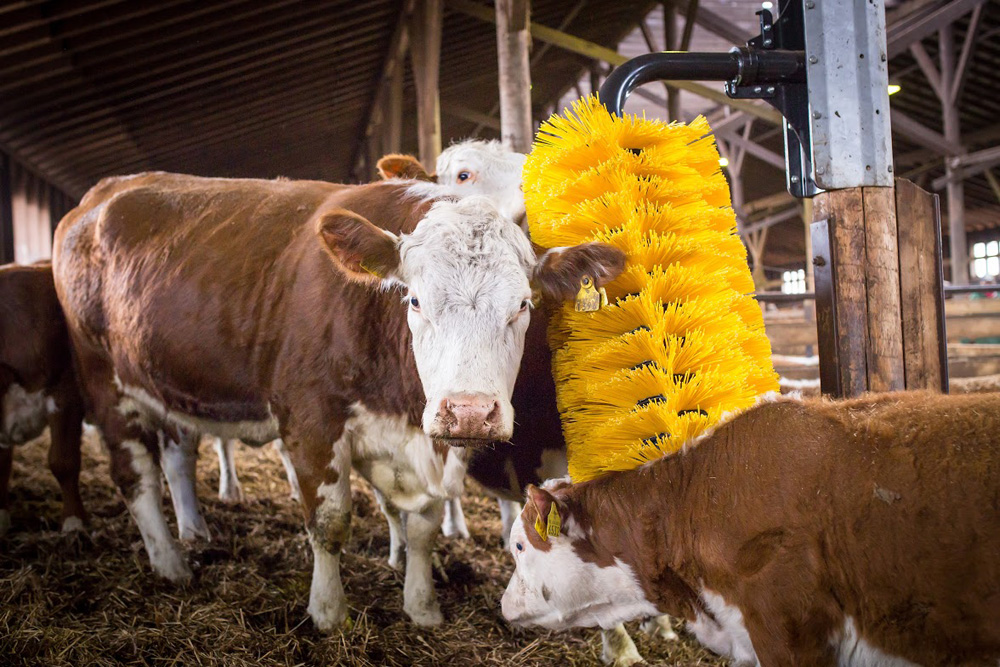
[53,171,623,630]
[502,391,1000,666]
[0,262,85,536]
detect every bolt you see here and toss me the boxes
[881,53,887,62]
[816,167,826,175]
[809,55,819,64]
[767,86,775,94]
[754,86,762,93]
[791,175,800,183]
[763,38,773,46]
[888,165,893,172]
[805,0,815,7]
[813,111,822,119]
[763,23,772,31]
[813,255,827,267]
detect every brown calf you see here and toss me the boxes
[0,262,85,536]
[503,392,1000,666]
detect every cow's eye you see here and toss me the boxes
[519,299,530,312]
[515,542,524,552]
[457,171,471,182]
[409,296,420,311]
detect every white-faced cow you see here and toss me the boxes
[0,262,85,536]
[53,171,623,630]
[502,391,1000,666]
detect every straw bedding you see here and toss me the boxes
[0,428,727,666]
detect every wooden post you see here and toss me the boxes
[410,0,443,169]
[0,153,13,264]
[895,179,948,392]
[384,60,404,155]
[940,23,968,284]
[495,0,533,153]
[813,186,905,396]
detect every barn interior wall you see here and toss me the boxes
[1,151,74,265]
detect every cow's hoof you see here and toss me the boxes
[0,510,10,537]
[406,602,444,627]
[641,616,679,641]
[308,600,349,633]
[388,549,405,570]
[218,484,245,504]
[61,515,85,533]
[178,520,212,543]
[153,552,194,584]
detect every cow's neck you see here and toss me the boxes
[570,426,732,621]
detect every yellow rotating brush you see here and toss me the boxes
[524,97,779,482]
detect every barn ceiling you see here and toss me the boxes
[0,0,997,274]
[0,0,651,198]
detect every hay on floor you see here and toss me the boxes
[0,427,728,666]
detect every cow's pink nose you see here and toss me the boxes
[437,394,502,440]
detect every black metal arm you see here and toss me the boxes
[597,0,816,198]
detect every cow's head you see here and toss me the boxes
[501,484,659,630]
[318,197,624,445]
[436,140,527,227]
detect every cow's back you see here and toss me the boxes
[52,173,346,423]
[0,263,69,391]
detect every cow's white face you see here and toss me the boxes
[436,140,527,228]
[317,199,626,444]
[501,486,659,630]
[398,196,534,442]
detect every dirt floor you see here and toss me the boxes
[0,428,728,667]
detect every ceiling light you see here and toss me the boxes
[887,84,901,95]
[719,157,730,168]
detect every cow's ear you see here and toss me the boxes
[377,154,436,182]
[317,209,402,284]
[532,242,626,303]
[526,484,563,540]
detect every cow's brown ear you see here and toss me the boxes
[526,484,562,539]
[317,209,402,284]
[376,154,436,182]
[532,242,626,303]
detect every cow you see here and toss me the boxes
[52,171,624,631]
[377,149,678,665]
[501,391,1000,666]
[0,262,85,536]
[207,139,529,512]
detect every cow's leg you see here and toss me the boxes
[600,624,644,667]
[441,497,470,539]
[641,614,679,641]
[46,384,86,532]
[161,430,211,541]
[113,435,192,581]
[498,499,522,548]
[0,445,12,537]
[213,438,244,503]
[291,431,352,632]
[272,439,301,502]
[373,487,406,569]
[403,499,444,626]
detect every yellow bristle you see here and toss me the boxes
[525,96,779,482]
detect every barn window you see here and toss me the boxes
[972,241,1000,280]
[781,268,806,294]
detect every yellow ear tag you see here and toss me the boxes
[575,275,607,312]
[546,502,561,538]
[534,514,546,541]
[359,261,383,279]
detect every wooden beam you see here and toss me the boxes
[714,126,785,171]
[355,0,415,176]
[895,179,947,391]
[410,0,443,169]
[679,0,698,51]
[740,206,800,236]
[890,108,963,156]
[908,42,943,99]
[676,0,747,45]
[886,0,986,58]
[950,2,983,106]
[446,0,783,125]
[984,170,1000,206]
[442,102,502,130]
[662,2,680,121]
[495,0,533,153]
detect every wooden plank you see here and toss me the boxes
[862,186,905,392]
[495,0,533,153]
[0,152,13,264]
[945,299,1000,316]
[410,0,443,168]
[895,178,945,391]
[814,189,870,397]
